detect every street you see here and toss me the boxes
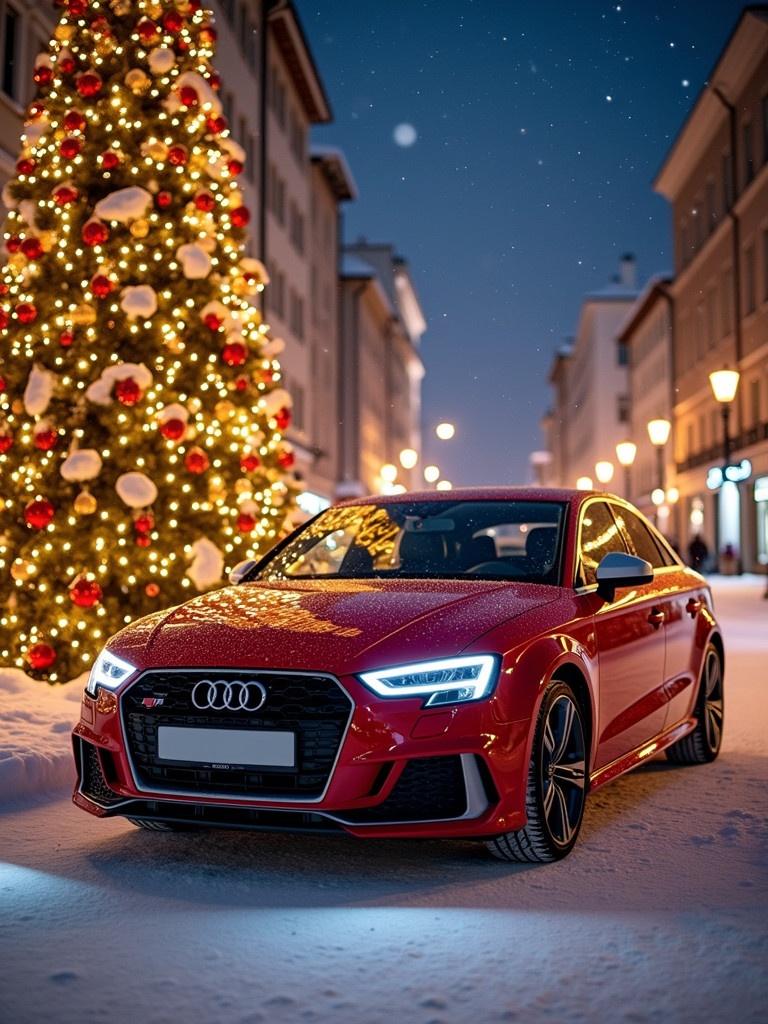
[1,577,766,1024]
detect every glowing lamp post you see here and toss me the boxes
[647,418,671,492]
[594,460,615,487]
[615,441,637,499]
[399,448,418,470]
[423,465,440,485]
[709,368,740,467]
[576,476,593,491]
[435,422,455,440]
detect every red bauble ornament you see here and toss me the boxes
[222,341,247,366]
[135,534,151,548]
[59,329,74,347]
[24,498,55,529]
[0,433,13,454]
[114,377,142,406]
[208,71,221,91]
[134,513,154,534]
[76,71,102,98]
[167,144,188,166]
[26,643,57,671]
[145,582,160,598]
[160,418,185,441]
[21,237,43,261]
[230,206,250,227]
[206,115,227,135]
[16,302,38,324]
[100,150,120,170]
[58,56,76,76]
[234,375,249,392]
[203,312,222,331]
[237,512,256,533]
[194,191,215,212]
[156,190,172,209]
[33,65,53,86]
[163,10,184,32]
[0,310,8,330]
[16,157,36,175]
[90,16,110,37]
[185,447,209,474]
[179,85,198,107]
[67,0,88,16]
[274,406,291,431]
[136,18,159,42]
[69,576,102,608]
[6,237,21,254]
[82,218,109,246]
[60,136,82,160]
[0,374,6,390]
[278,449,295,469]
[90,274,114,298]
[27,101,45,120]
[53,184,79,205]
[33,428,58,451]
[240,453,260,473]
[227,158,244,176]
[175,38,189,53]
[198,24,217,44]
[63,109,86,133]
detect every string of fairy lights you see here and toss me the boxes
[0,0,298,680]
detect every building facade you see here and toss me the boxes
[543,255,639,490]
[0,0,426,509]
[654,7,768,572]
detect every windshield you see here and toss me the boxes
[253,500,566,584]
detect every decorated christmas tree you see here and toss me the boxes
[0,0,298,682]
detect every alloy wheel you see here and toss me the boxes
[703,648,724,753]
[541,694,587,847]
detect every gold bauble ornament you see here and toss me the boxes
[11,558,36,582]
[208,483,227,503]
[111,0,131,13]
[214,400,235,421]
[130,219,149,238]
[231,276,249,297]
[234,478,252,496]
[8,253,25,272]
[55,24,76,40]
[125,69,150,95]
[97,35,117,55]
[143,140,168,162]
[11,399,24,415]
[146,1,163,16]
[71,303,96,325]
[74,491,98,516]
[163,335,183,354]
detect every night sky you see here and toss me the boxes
[296,0,743,487]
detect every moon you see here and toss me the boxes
[393,123,418,147]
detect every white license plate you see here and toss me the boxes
[157,726,295,768]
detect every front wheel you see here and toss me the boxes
[666,643,723,765]
[486,681,588,863]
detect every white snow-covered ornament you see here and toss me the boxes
[23,364,55,416]
[116,472,157,509]
[18,200,38,229]
[86,362,153,405]
[34,52,51,70]
[176,243,211,280]
[176,71,222,113]
[158,402,189,426]
[240,257,269,286]
[121,285,157,320]
[186,538,224,591]
[94,186,152,223]
[22,119,48,148]
[220,137,246,163]
[262,388,292,415]
[61,449,102,483]
[148,47,175,74]
[262,336,285,357]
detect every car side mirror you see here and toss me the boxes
[595,552,653,602]
[228,559,257,586]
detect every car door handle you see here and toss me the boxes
[647,608,665,628]
[686,598,702,618]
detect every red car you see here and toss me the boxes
[72,488,724,862]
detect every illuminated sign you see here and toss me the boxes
[706,459,752,490]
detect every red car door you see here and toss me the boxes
[576,500,667,772]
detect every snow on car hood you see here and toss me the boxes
[118,578,561,674]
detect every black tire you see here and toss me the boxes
[666,643,723,765]
[126,818,198,832]
[486,681,588,864]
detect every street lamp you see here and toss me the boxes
[380,463,398,484]
[436,422,455,440]
[709,368,740,466]
[576,476,593,490]
[399,448,418,470]
[436,480,452,491]
[647,418,671,492]
[594,460,615,486]
[423,464,440,484]
[615,441,637,499]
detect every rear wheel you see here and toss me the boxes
[486,681,587,863]
[666,643,723,765]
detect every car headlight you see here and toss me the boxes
[358,655,498,707]
[85,650,137,698]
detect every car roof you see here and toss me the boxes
[334,486,612,507]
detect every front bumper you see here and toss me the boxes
[72,666,532,839]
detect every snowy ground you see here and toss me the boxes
[0,577,766,1023]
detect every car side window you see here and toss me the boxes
[576,501,627,587]
[612,506,665,570]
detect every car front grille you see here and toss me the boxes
[121,669,352,800]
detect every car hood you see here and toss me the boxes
[114,578,561,675]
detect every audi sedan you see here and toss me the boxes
[72,488,724,862]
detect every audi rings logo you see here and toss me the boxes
[191,679,267,712]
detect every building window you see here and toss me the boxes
[722,152,734,211]
[743,122,755,187]
[245,132,255,183]
[291,383,305,431]
[2,4,20,101]
[617,394,630,424]
[222,89,234,123]
[617,340,628,366]
[745,245,756,314]
[289,202,304,254]
[270,66,286,128]
[289,290,305,341]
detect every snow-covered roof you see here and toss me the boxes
[310,146,358,201]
